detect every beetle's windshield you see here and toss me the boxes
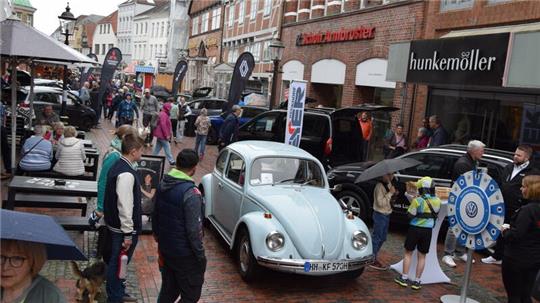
[250,157,324,188]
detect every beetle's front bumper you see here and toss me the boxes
[256,255,374,275]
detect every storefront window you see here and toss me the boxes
[427,88,540,153]
[366,87,395,161]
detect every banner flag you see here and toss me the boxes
[172,60,188,98]
[227,52,255,111]
[98,48,122,111]
[284,80,307,147]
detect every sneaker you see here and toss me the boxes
[369,260,388,271]
[394,275,409,287]
[411,280,422,290]
[458,254,476,264]
[481,256,502,265]
[442,255,457,267]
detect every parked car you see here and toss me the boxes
[206,106,267,144]
[237,104,398,170]
[3,86,98,130]
[200,141,373,281]
[184,98,228,136]
[327,145,514,223]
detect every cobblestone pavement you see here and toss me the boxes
[2,120,509,302]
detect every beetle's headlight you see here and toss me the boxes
[352,231,368,250]
[266,231,285,252]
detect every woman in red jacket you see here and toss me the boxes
[152,102,175,165]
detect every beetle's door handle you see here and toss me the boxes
[218,182,223,189]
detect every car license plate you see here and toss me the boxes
[303,261,349,272]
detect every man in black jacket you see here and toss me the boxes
[218,105,242,152]
[442,140,485,268]
[482,144,539,265]
[154,149,206,303]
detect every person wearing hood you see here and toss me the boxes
[89,124,136,229]
[153,149,206,303]
[52,126,86,176]
[152,102,175,166]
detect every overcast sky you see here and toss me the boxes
[32,0,126,35]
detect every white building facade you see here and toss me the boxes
[93,11,118,63]
[117,0,155,66]
[133,2,170,70]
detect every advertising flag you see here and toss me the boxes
[172,60,188,98]
[227,52,255,111]
[284,81,307,147]
[97,48,122,113]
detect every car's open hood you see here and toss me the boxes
[331,104,399,118]
[248,186,344,260]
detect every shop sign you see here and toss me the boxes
[520,103,540,147]
[406,33,509,86]
[296,27,375,46]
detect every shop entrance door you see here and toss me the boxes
[479,106,498,147]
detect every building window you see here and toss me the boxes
[145,22,148,33]
[440,0,474,11]
[94,44,100,54]
[135,23,138,35]
[262,40,270,61]
[151,23,155,37]
[202,12,209,33]
[167,21,170,35]
[102,44,106,55]
[238,0,245,24]
[252,42,261,62]
[211,7,221,30]
[233,48,239,62]
[228,4,235,27]
[192,16,199,35]
[264,0,272,16]
[250,0,258,20]
[108,43,114,50]
[161,21,165,37]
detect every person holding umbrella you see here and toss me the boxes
[1,209,87,303]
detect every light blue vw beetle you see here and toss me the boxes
[200,141,373,282]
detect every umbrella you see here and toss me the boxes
[355,158,421,183]
[0,209,87,261]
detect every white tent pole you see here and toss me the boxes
[10,58,17,172]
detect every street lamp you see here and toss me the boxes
[268,38,284,110]
[58,2,76,116]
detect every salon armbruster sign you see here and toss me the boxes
[406,33,509,86]
[296,26,375,46]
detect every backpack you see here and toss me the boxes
[177,105,186,120]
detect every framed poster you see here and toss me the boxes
[137,155,165,215]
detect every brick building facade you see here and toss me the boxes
[279,0,425,159]
[406,0,540,153]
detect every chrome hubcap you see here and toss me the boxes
[239,239,250,272]
[340,196,361,217]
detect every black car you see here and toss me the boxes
[2,86,98,131]
[327,145,514,223]
[184,98,228,137]
[237,104,398,170]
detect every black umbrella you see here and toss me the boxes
[355,158,421,183]
[0,209,87,260]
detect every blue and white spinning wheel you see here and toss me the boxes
[447,170,505,250]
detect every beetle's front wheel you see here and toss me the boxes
[236,228,261,282]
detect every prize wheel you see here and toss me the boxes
[447,170,505,250]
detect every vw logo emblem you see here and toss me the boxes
[466,201,478,218]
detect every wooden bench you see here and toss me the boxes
[18,151,99,181]
[54,216,94,231]
[3,194,87,216]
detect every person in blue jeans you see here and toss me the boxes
[103,133,145,303]
[116,94,139,126]
[370,173,396,271]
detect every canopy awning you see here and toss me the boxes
[135,65,155,74]
[441,21,540,38]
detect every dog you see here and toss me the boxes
[70,261,107,303]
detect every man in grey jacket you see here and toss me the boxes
[141,88,159,146]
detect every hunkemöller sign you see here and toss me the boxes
[406,33,509,86]
[296,27,375,46]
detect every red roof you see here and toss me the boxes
[85,23,97,46]
[97,10,118,34]
[189,0,221,15]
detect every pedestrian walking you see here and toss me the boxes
[194,108,211,160]
[370,173,397,270]
[103,133,144,303]
[153,149,206,303]
[218,105,242,152]
[176,96,192,143]
[89,82,101,122]
[141,88,160,146]
[116,94,139,126]
[442,140,484,268]
[482,145,539,265]
[152,103,175,166]
[394,177,441,290]
[500,175,540,303]
[427,115,448,147]
[169,97,179,144]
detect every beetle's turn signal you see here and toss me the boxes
[264,212,272,219]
